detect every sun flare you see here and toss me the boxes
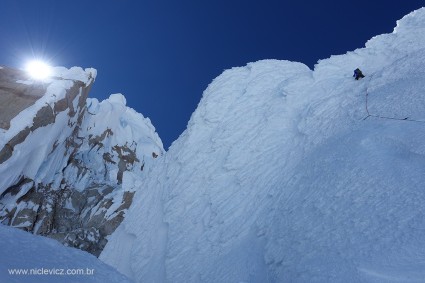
[25,60,52,80]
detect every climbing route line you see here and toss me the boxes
[363,74,425,123]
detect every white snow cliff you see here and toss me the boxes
[100,7,425,283]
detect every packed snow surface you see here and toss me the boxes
[101,8,425,283]
[0,224,132,283]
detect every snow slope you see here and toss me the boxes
[0,224,133,283]
[101,7,425,283]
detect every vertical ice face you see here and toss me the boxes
[101,7,425,283]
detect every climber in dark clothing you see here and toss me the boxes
[353,68,365,80]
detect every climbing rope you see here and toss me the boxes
[362,74,425,123]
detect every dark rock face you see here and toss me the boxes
[0,144,13,165]
[0,180,134,256]
[0,66,148,256]
[31,104,55,128]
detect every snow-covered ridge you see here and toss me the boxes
[0,66,95,192]
[101,7,425,282]
[0,67,95,149]
[0,65,163,256]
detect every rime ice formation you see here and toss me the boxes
[0,66,163,256]
[101,8,425,283]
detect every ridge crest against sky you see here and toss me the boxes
[100,7,425,282]
[0,1,423,148]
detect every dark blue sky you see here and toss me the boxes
[0,1,423,149]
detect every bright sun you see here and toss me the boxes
[25,60,52,80]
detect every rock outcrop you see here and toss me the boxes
[0,66,163,256]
